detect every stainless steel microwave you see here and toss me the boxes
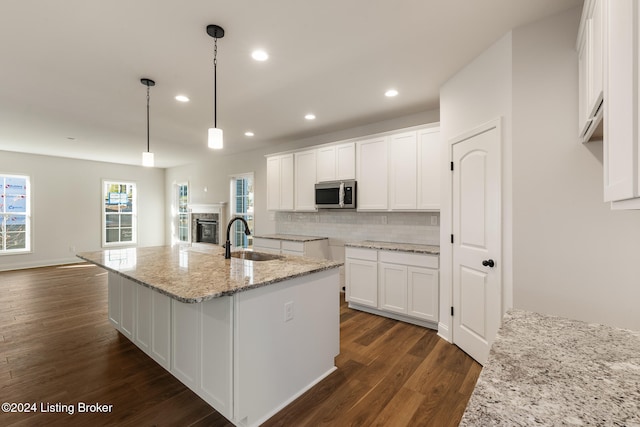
[314,180,357,209]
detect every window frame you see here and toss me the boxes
[175,181,189,244]
[229,173,254,249]
[102,179,137,248]
[0,173,31,255]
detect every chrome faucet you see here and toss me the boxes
[224,217,251,259]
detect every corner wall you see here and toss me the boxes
[511,7,640,330]
[0,151,165,271]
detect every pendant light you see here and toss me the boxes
[141,78,155,167]
[207,24,225,149]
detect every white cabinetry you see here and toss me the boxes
[603,0,640,208]
[358,126,441,212]
[389,132,418,210]
[253,236,330,259]
[317,142,355,182]
[356,136,388,210]
[417,127,442,210]
[294,150,317,211]
[346,247,439,327]
[345,248,378,307]
[578,0,604,142]
[108,272,171,370]
[266,154,294,211]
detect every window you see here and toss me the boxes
[0,174,30,254]
[177,183,189,243]
[102,180,136,247]
[230,173,254,248]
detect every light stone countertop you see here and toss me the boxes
[460,309,640,426]
[253,234,329,242]
[345,240,440,255]
[77,245,342,303]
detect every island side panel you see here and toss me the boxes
[234,269,340,427]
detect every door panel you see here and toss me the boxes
[452,119,501,365]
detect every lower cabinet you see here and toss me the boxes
[108,272,171,370]
[346,247,439,327]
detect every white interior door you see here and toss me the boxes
[451,119,501,365]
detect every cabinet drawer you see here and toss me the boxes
[281,241,304,252]
[345,247,378,261]
[253,238,281,250]
[378,250,438,269]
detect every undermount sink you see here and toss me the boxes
[230,251,284,262]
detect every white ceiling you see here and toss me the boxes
[0,0,582,168]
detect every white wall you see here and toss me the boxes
[439,33,514,341]
[164,110,440,242]
[0,151,165,271]
[512,8,640,330]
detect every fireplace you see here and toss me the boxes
[196,219,218,244]
[188,203,227,246]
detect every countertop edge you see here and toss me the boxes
[345,241,440,255]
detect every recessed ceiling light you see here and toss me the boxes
[305,113,316,120]
[385,89,399,97]
[251,50,269,61]
[244,131,255,137]
[175,95,190,102]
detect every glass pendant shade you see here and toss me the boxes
[142,151,154,167]
[208,127,223,149]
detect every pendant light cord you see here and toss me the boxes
[214,36,218,128]
[146,85,150,153]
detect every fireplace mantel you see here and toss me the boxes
[189,203,227,214]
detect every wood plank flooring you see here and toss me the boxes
[0,264,481,426]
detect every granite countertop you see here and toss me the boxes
[77,245,342,304]
[460,309,640,426]
[253,234,329,242]
[345,240,440,255]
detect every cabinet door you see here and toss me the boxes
[417,128,442,210]
[108,272,121,328]
[151,290,171,370]
[389,132,418,210]
[316,146,336,182]
[407,267,439,322]
[346,258,378,307]
[604,0,637,201]
[356,137,388,210]
[589,0,604,118]
[378,262,408,314]
[121,278,136,340]
[336,142,355,180]
[266,156,281,211]
[135,285,152,353]
[294,150,317,211]
[172,300,200,389]
[280,154,294,210]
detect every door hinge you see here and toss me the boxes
[450,161,454,171]
[450,234,454,244]
[451,306,454,316]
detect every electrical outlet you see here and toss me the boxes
[284,301,294,322]
[69,245,76,253]
[381,215,387,225]
[430,215,438,226]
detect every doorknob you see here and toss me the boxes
[482,259,495,268]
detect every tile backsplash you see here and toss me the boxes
[275,211,439,246]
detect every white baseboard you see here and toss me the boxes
[0,257,83,272]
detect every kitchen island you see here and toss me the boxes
[460,309,640,425]
[78,244,342,427]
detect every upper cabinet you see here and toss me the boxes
[294,150,317,211]
[602,0,640,208]
[316,142,355,182]
[266,154,294,211]
[357,136,389,210]
[578,0,604,143]
[266,124,442,212]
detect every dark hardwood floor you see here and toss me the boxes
[0,263,481,426]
